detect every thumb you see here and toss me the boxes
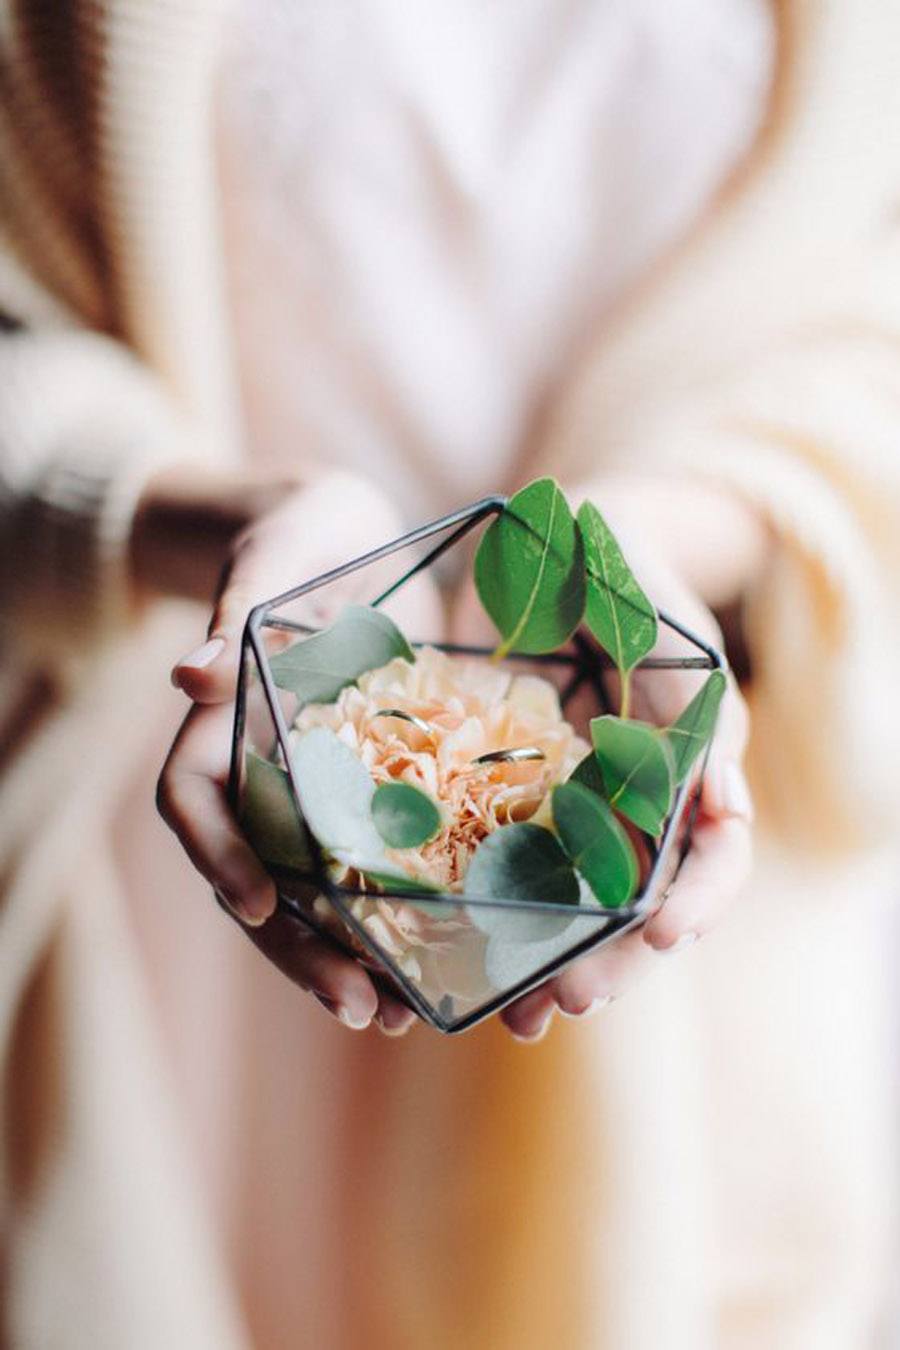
[171,550,257,704]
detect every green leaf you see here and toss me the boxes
[590,715,674,837]
[239,752,313,871]
[474,478,586,657]
[578,501,657,677]
[665,670,727,783]
[269,605,414,704]
[464,822,580,941]
[552,781,638,908]
[290,727,436,893]
[371,781,442,849]
[569,750,607,799]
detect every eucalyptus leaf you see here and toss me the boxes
[269,605,414,704]
[578,501,657,708]
[569,750,607,799]
[590,715,674,837]
[474,478,586,658]
[372,781,442,849]
[464,822,580,941]
[239,752,313,871]
[666,670,727,783]
[290,727,435,893]
[552,781,638,908]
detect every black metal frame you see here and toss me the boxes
[228,496,726,1034]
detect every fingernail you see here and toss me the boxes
[511,1010,554,1044]
[723,763,754,822]
[375,1011,417,1038]
[312,993,372,1029]
[221,883,273,929]
[662,931,698,954]
[171,636,225,686]
[559,995,611,1019]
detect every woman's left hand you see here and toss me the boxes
[448,476,759,1042]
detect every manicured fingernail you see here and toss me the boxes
[171,636,225,686]
[312,993,371,1029]
[375,1010,417,1038]
[663,931,698,954]
[723,763,754,821]
[511,1011,554,1043]
[559,995,611,1019]
[220,881,273,928]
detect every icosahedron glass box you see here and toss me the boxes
[229,496,725,1034]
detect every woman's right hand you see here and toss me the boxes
[150,469,443,1036]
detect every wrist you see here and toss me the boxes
[129,464,305,603]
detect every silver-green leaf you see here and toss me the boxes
[371,781,442,849]
[239,752,313,871]
[269,605,414,705]
[290,727,435,893]
[464,822,580,941]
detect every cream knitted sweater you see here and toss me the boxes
[2,4,900,1348]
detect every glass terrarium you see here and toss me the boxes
[228,494,725,1034]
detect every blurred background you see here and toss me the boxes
[2,2,899,1347]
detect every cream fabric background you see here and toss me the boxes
[1,2,899,1347]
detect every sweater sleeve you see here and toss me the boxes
[637,336,900,856]
[0,324,192,661]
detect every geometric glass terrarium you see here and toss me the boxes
[229,493,726,1035]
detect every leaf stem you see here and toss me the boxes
[619,670,632,720]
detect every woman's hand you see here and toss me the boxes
[152,469,443,1037]
[449,473,765,1042]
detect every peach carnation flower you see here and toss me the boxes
[289,648,588,999]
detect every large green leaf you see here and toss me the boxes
[464,822,580,941]
[371,781,442,849]
[578,501,657,710]
[590,715,674,837]
[569,750,607,798]
[239,752,313,871]
[290,727,435,893]
[552,781,638,908]
[665,670,727,783]
[474,478,586,658]
[269,605,414,704]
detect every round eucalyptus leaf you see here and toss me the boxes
[371,781,442,849]
[239,752,313,872]
[464,822,580,942]
[590,715,674,837]
[552,781,638,908]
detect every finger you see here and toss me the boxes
[157,701,277,925]
[549,928,655,1016]
[170,546,250,703]
[500,983,557,1042]
[373,988,419,1037]
[642,813,753,952]
[245,910,379,1030]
